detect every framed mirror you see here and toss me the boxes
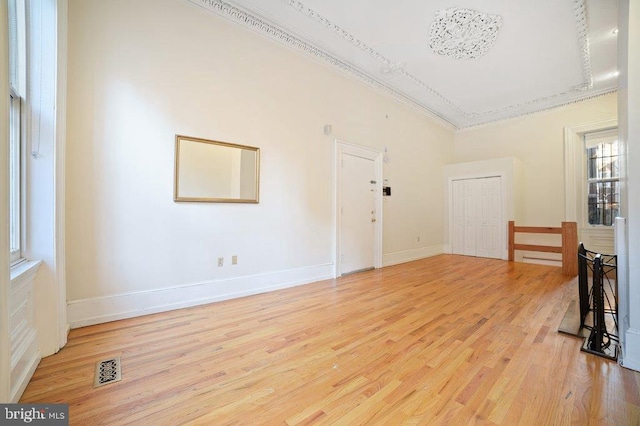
[174,135,260,203]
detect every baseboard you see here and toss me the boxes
[621,328,640,372]
[521,256,562,267]
[67,263,334,328]
[383,245,444,267]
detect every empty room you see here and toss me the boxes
[1,0,640,424]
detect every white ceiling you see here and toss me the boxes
[188,0,619,129]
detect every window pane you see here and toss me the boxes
[8,0,24,264]
[8,0,18,88]
[587,147,598,180]
[609,144,620,178]
[585,132,620,226]
[587,180,620,226]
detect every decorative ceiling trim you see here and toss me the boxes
[186,0,456,129]
[275,0,597,119]
[456,89,616,132]
[572,0,594,90]
[187,0,600,128]
[428,8,503,60]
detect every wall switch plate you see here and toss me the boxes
[232,255,238,265]
[217,257,224,267]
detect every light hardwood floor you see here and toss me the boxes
[21,255,640,425]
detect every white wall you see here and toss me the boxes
[65,0,455,326]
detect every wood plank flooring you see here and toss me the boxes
[21,255,640,425]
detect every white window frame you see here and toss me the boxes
[9,88,23,264]
[8,0,26,266]
[584,129,620,228]
[565,119,619,255]
[564,119,618,225]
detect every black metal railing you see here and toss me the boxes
[577,243,618,360]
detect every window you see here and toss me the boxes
[8,0,25,264]
[585,129,619,226]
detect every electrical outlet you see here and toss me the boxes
[232,255,238,265]
[217,257,224,267]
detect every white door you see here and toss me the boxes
[452,180,465,255]
[450,176,503,259]
[476,177,502,258]
[340,153,376,275]
[463,179,477,256]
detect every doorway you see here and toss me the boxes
[335,141,382,276]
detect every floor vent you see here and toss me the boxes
[94,357,122,388]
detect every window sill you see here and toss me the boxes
[10,259,42,288]
[581,225,615,230]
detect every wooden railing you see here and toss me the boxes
[508,221,578,276]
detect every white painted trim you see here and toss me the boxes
[334,140,383,277]
[1,0,13,402]
[615,217,629,360]
[383,245,444,267]
[67,263,334,328]
[9,333,39,403]
[9,260,41,287]
[54,0,68,351]
[621,328,640,372]
[9,260,40,403]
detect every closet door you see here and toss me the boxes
[452,180,465,255]
[476,177,502,258]
[450,176,503,259]
[463,179,478,256]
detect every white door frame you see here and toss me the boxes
[335,140,383,277]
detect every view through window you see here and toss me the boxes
[585,129,619,226]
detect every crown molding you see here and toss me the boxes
[187,0,605,130]
[573,0,594,90]
[276,0,598,123]
[455,90,617,132]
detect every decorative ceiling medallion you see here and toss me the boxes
[428,8,502,59]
